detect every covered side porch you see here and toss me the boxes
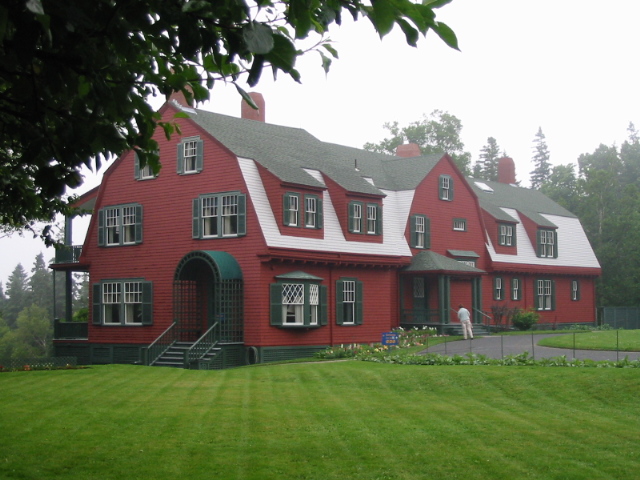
[399,251,487,334]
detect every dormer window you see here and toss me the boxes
[439,175,454,201]
[499,224,515,246]
[283,193,323,229]
[537,229,557,258]
[348,201,381,235]
[350,202,362,233]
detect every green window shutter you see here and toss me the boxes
[355,280,364,325]
[449,177,454,201]
[97,209,105,246]
[534,280,542,310]
[135,205,143,244]
[347,202,355,233]
[316,197,323,229]
[177,141,184,174]
[283,193,291,226]
[92,283,102,325]
[141,281,153,325]
[336,280,344,325]
[553,231,558,258]
[195,139,204,172]
[376,204,383,235]
[425,216,431,249]
[319,285,328,325]
[237,194,247,236]
[551,280,556,310]
[134,152,140,180]
[536,230,543,257]
[270,283,283,326]
[438,176,444,199]
[192,198,201,238]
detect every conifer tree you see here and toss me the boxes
[475,137,501,181]
[4,264,29,328]
[530,127,552,189]
[29,253,54,316]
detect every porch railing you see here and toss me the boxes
[184,321,220,368]
[143,322,178,366]
[53,319,88,339]
[52,245,83,264]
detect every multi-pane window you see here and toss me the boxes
[102,282,121,324]
[453,218,467,231]
[538,229,557,258]
[282,283,304,325]
[367,204,377,234]
[193,192,246,239]
[341,280,356,324]
[177,137,203,174]
[439,175,453,201]
[99,204,142,247]
[499,224,514,246]
[270,274,326,327]
[351,203,362,233]
[305,197,317,228]
[222,194,239,236]
[124,282,143,324]
[413,277,425,298]
[134,153,156,180]
[93,280,152,326]
[183,140,198,173]
[494,277,503,300]
[336,278,363,325]
[410,214,430,249]
[571,280,580,301]
[202,196,219,237]
[536,279,554,310]
[511,278,521,301]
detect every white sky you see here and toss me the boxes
[2,0,640,287]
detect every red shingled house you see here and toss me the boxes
[52,94,601,368]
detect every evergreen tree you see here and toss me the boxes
[29,253,54,316]
[4,264,29,328]
[475,137,501,181]
[530,127,552,189]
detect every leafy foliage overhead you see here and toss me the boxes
[0,0,458,240]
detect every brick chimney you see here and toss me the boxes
[498,157,516,184]
[395,143,421,158]
[167,88,193,107]
[241,92,266,122]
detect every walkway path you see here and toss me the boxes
[418,334,640,362]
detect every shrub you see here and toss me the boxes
[511,309,539,331]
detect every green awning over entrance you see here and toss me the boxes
[403,251,485,275]
[176,251,243,280]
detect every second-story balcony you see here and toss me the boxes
[52,245,83,264]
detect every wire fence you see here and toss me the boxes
[422,331,640,362]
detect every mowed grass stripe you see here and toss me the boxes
[1,363,640,479]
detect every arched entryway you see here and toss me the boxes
[173,251,244,344]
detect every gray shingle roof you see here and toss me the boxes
[468,178,576,226]
[188,108,443,195]
[403,251,485,274]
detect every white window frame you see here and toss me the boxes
[540,230,555,257]
[102,282,122,325]
[415,216,425,248]
[139,163,155,180]
[183,139,198,173]
[282,283,305,325]
[309,284,319,325]
[366,204,377,234]
[352,203,362,233]
[202,196,219,238]
[453,219,466,231]
[511,278,520,301]
[500,224,514,246]
[572,280,579,301]
[123,281,143,324]
[495,277,503,300]
[441,175,451,200]
[221,194,239,236]
[287,194,299,227]
[305,196,316,228]
[105,208,120,246]
[342,280,356,325]
[537,279,553,310]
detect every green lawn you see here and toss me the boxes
[1,363,640,479]
[538,330,640,351]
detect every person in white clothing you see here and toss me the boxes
[457,304,473,340]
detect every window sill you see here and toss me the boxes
[275,324,323,330]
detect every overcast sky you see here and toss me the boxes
[2,0,640,287]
